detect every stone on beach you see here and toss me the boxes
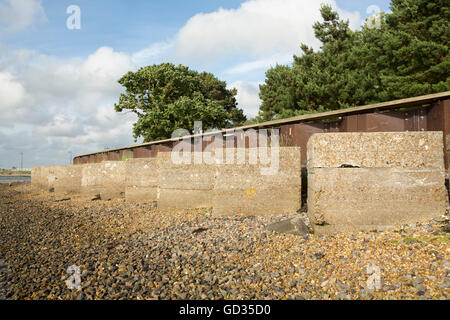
[0,184,449,300]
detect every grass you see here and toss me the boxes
[0,169,31,176]
[390,233,450,244]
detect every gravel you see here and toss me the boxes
[0,183,449,300]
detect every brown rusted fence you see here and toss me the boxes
[74,92,450,169]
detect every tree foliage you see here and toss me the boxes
[115,63,246,141]
[259,0,449,121]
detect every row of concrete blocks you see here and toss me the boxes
[32,148,302,217]
[32,132,450,234]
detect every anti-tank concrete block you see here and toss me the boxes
[307,132,447,234]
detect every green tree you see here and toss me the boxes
[259,0,449,121]
[363,0,450,100]
[115,63,246,141]
[259,5,370,121]
[258,64,297,120]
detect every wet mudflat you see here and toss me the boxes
[0,184,449,300]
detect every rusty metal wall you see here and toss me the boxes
[278,102,449,168]
[427,100,450,169]
[133,147,152,158]
[73,99,450,169]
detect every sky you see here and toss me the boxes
[0,0,391,168]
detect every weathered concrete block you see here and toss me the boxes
[213,147,301,216]
[35,166,46,189]
[308,132,444,169]
[158,189,212,209]
[307,132,447,234]
[46,166,60,190]
[157,153,214,210]
[41,166,51,189]
[51,165,84,194]
[32,165,62,190]
[38,166,57,190]
[32,165,83,193]
[446,134,450,178]
[31,167,41,188]
[81,161,126,199]
[36,165,83,193]
[125,158,160,202]
[156,152,172,159]
[308,168,446,225]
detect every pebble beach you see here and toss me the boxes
[0,183,449,300]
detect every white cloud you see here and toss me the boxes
[131,41,174,67]
[224,53,292,76]
[1,46,133,116]
[0,71,25,110]
[80,47,133,90]
[176,0,361,62]
[34,115,84,138]
[0,0,46,32]
[0,46,138,167]
[229,81,262,118]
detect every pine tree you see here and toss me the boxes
[258,0,450,121]
[365,0,450,100]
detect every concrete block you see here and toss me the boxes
[308,168,446,225]
[81,161,126,199]
[156,152,172,159]
[213,147,301,216]
[40,166,50,189]
[54,165,84,193]
[308,132,444,169]
[39,166,56,190]
[212,188,301,216]
[125,158,160,202]
[158,166,214,190]
[31,167,41,188]
[47,166,60,190]
[35,166,46,189]
[447,134,450,177]
[158,189,212,210]
[51,165,84,194]
[307,132,447,234]
[31,166,61,191]
[157,153,214,210]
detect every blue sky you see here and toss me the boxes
[4,0,390,56]
[0,0,391,168]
